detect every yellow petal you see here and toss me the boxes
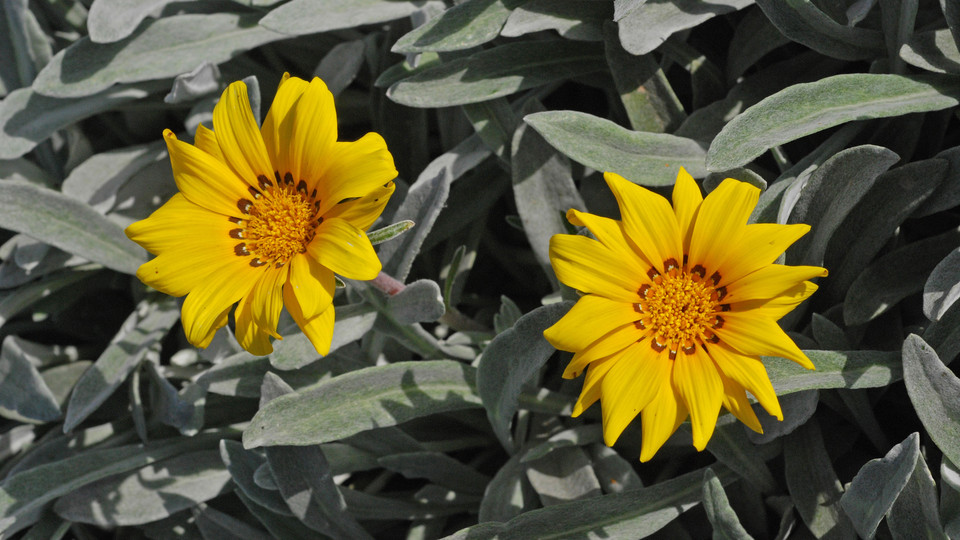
[639,381,688,462]
[316,134,398,217]
[307,217,381,280]
[288,253,335,320]
[600,343,672,446]
[718,223,810,285]
[708,342,783,420]
[289,78,337,192]
[194,305,231,349]
[234,292,274,356]
[718,373,763,433]
[181,260,261,348]
[324,180,396,232]
[283,283,335,355]
[162,130,251,216]
[672,350,723,450]
[213,81,275,183]
[543,294,639,354]
[194,123,224,163]
[250,266,287,339]
[604,172,683,273]
[562,322,645,379]
[730,281,820,321]
[726,264,828,303]
[571,355,618,416]
[716,314,815,370]
[261,73,309,177]
[671,167,703,254]
[125,193,232,255]
[549,234,642,303]
[688,178,759,275]
[566,208,653,276]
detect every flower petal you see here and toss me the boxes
[288,253,335,320]
[181,260,262,348]
[730,281,820,320]
[290,78,337,192]
[544,294,639,354]
[125,193,232,255]
[283,283,335,355]
[549,235,643,303]
[566,208,652,276]
[213,81,275,183]
[323,180,396,232]
[261,73,309,177]
[688,178,759,275]
[307,217,381,280]
[718,374,763,433]
[718,223,810,285]
[672,167,702,254]
[726,264,827,303]
[716,313,815,369]
[194,305,231,349]
[600,343,672,446]
[605,172,683,273]
[708,343,782,420]
[672,350,723,450]
[316,134,398,217]
[562,322,645,379]
[250,266,287,339]
[162,130,251,216]
[235,292,274,356]
[193,123,224,163]
[639,380,688,462]
[571,355,618,416]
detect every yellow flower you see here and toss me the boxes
[126,75,397,356]
[544,169,826,461]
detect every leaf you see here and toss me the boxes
[386,40,604,108]
[0,336,62,423]
[378,166,451,282]
[385,279,446,325]
[524,110,707,186]
[479,452,538,523]
[86,0,184,43]
[902,334,960,468]
[746,389,819,445]
[367,220,415,245]
[500,0,611,42]
[63,298,181,432]
[33,13,284,98]
[840,432,920,539]
[754,0,885,60]
[702,468,754,540]
[521,425,602,463]
[924,247,960,321]
[765,350,901,394]
[235,490,317,540]
[525,446,601,506]
[378,451,491,495]
[271,303,378,370]
[706,73,960,171]
[60,140,168,213]
[393,0,510,53]
[705,422,776,493]
[243,360,481,448]
[163,61,222,104]
[617,0,753,55]
[220,440,293,517]
[194,503,273,540]
[726,7,792,84]
[259,0,425,36]
[52,450,232,526]
[887,453,948,540]
[900,29,960,74]
[478,302,572,450]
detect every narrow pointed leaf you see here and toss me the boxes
[902,334,960,468]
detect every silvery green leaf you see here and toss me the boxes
[379,164,450,282]
[707,422,776,493]
[271,303,378,370]
[902,334,960,468]
[260,0,426,36]
[243,360,481,448]
[783,419,856,538]
[34,14,283,98]
[617,0,753,55]
[0,425,35,463]
[754,0,885,60]
[1,0,52,93]
[387,40,604,108]
[163,62,221,104]
[463,97,518,163]
[520,425,602,463]
[479,452,538,523]
[943,0,960,53]
[940,456,960,538]
[52,450,231,526]
[86,0,186,43]
[60,140,167,213]
[703,468,754,540]
[478,302,572,450]
[840,432,920,539]
[706,74,960,171]
[367,220,415,246]
[765,350,901,394]
[500,0,610,42]
[924,247,960,321]
[847,0,878,25]
[901,29,960,74]
[524,110,708,186]
[0,336,61,423]
[386,279,446,325]
[887,453,947,540]
[747,389,818,444]
[613,0,644,21]
[493,296,522,335]
[525,446,601,506]
[844,228,960,325]
[266,446,371,539]
[220,440,293,517]
[143,360,196,435]
[727,8,792,85]
[235,490,316,540]
[393,0,510,53]
[379,451,491,495]
[63,297,180,432]
[811,314,850,350]
[194,503,273,540]
[589,443,642,494]
[313,39,365,97]
[259,372,294,406]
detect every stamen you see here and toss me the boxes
[231,179,322,267]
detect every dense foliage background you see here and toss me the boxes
[3,0,960,538]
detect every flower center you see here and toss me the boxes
[636,258,728,359]
[230,173,321,268]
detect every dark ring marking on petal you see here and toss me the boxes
[682,254,688,265]
[682,342,696,355]
[664,258,680,272]
[710,271,722,285]
[229,229,244,239]
[249,258,267,267]
[712,315,724,329]
[314,201,321,212]
[297,180,307,195]
[283,172,294,186]
[635,319,646,330]
[690,265,706,279]
[274,171,282,184]
[247,186,261,199]
[651,337,666,353]
[703,330,720,344]
[647,267,660,280]
[311,188,318,199]
[715,286,727,301]
[720,304,731,312]
[258,174,272,190]
[237,199,253,214]
[275,262,285,268]
[639,284,651,298]
[227,216,242,224]
[668,349,677,360]
[234,243,249,256]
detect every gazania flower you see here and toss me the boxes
[544,169,826,461]
[126,75,397,355]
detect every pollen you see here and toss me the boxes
[232,173,319,267]
[637,260,726,359]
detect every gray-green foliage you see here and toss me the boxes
[3,0,960,538]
